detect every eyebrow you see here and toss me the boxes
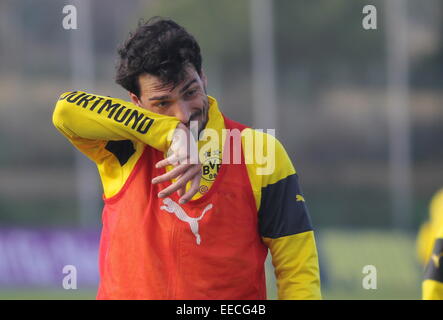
[148,79,198,101]
[179,79,198,94]
[148,94,171,101]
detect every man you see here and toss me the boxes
[52,17,321,300]
[418,189,443,299]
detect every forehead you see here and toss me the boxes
[138,67,200,97]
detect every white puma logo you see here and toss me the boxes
[160,198,213,245]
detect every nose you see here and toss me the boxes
[174,101,192,124]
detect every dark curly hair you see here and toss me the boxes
[115,17,203,97]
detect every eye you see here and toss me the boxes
[186,88,198,97]
[154,101,170,108]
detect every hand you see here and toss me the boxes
[151,123,201,204]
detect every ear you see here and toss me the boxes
[129,92,142,107]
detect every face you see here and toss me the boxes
[129,66,209,135]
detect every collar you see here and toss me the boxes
[197,95,225,161]
[205,95,225,133]
[198,95,225,144]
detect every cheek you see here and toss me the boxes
[193,93,207,110]
[139,103,156,113]
[185,98,202,113]
[154,107,176,117]
[138,98,169,115]
[136,97,151,110]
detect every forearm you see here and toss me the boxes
[263,231,322,300]
[52,91,180,152]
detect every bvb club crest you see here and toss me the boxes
[202,156,221,182]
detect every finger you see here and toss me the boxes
[155,153,189,169]
[177,183,186,197]
[152,164,191,184]
[155,154,178,168]
[178,170,202,204]
[175,173,186,197]
[158,165,201,199]
[158,165,201,198]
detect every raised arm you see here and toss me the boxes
[52,91,181,158]
[53,90,201,203]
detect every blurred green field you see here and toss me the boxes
[320,229,422,300]
[0,289,95,300]
[0,229,423,300]
[265,228,422,300]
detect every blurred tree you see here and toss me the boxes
[144,0,251,67]
[275,0,385,98]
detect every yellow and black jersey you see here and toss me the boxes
[423,228,443,300]
[418,189,443,299]
[52,90,321,300]
[417,189,443,265]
